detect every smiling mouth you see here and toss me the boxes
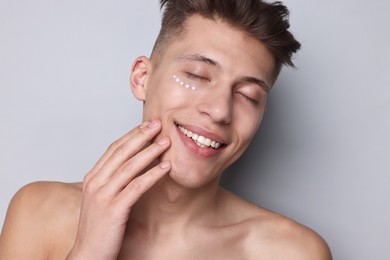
[176,124,225,149]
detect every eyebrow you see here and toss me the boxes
[177,54,270,93]
[177,54,221,70]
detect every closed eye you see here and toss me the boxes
[186,72,209,81]
[237,92,260,106]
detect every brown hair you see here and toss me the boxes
[152,0,301,82]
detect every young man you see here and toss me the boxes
[0,0,332,259]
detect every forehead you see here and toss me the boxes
[155,14,275,86]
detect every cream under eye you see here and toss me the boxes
[173,74,197,91]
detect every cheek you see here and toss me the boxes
[236,109,263,140]
[242,123,259,142]
[143,78,194,116]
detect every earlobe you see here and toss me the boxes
[130,56,150,101]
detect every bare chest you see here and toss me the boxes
[117,227,250,260]
[117,242,248,260]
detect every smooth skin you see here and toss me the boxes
[0,15,332,260]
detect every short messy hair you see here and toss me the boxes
[152,0,301,82]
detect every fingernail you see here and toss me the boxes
[157,137,169,146]
[148,120,160,129]
[159,161,171,169]
[139,121,149,129]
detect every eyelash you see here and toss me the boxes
[186,72,208,81]
[237,92,259,106]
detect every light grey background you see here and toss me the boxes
[1,0,389,259]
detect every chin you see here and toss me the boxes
[158,131,228,189]
[165,158,221,189]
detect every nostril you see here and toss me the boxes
[197,96,233,125]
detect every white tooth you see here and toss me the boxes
[178,125,223,149]
[197,136,205,144]
[196,141,205,148]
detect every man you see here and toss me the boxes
[0,0,332,259]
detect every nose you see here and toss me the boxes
[196,88,232,124]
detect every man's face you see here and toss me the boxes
[132,15,274,188]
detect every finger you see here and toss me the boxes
[83,121,150,187]
[116,160,171,207]
[86,120,162,189]
[93,121,151,172]
[102,136,171,195]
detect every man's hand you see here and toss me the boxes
[66,120,171,260]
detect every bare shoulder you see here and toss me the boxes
[0,181,82,259]
[245,211,332,260]
[219,189,332,260]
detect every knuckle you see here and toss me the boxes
[121,159,136,174]
[107,140,120,152]
[111,145,128,161]
[151,142,167,153]
[127,177,145,193]
[83,178,99,194]
[83,182,94,194]
[108,134,132,153]
[139,143,163,158]
[135,129,148,140]
[148,167,162,179]
[137,126,158,139]
[83,173,92,186]
[144,144,166,160]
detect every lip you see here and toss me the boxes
[175,123,227,158]
[177,123,227,144]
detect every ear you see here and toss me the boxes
[130,56,150,101]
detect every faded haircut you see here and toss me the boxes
[152,0,301,82]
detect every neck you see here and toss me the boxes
[128,175,222,235]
